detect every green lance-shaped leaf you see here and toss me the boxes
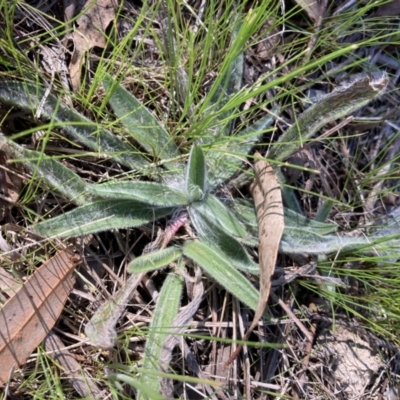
[0,81,148,170]
[225,199,258,230]
[280,231,400,256]
[207,108,279,188]
[221,200,400,256]
[86,180,188,207]
[128,246,183,273]
[220,200,398,257]
[103,73,181,168]
[185,145,207,202]
[34,200,174,237]
[284,208,338,236]
[138,273,183,399]
[188,206,259,274]
[183,241,259,311]
[193,195,248,239]
[0,132,90,205]
[268,72,388,161]
[227,198,337,242]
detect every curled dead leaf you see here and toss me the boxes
[65,0,118,90]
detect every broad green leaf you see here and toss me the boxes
[268,73,389,161]
[103,73,181,168]
[280,231,400,256]
[0,132,89,205]
[183,241,259,311]
[284,208,337,236]
[188,206,259,274]
[228,199,337,237]
[225,199,258,230]
[139,273,183,399]
[185,145,207,202]
[86,181,188,207]
[0,81,148,170]
[34,200,174,237]
[207,107,279,188]
[128,246,183,273]
[283,191,398,258]
[193,195,247,239]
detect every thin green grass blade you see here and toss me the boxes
[158,1,193,116]
[102,73,181,167]
[183,241,258,311]
[86,181,188,207]
[185,145,207,202]
[238,107,279,141]
[0,132,89,205]
[201,24,243,142]
[34,200,174,237]
[128,246,183,273]
[138,272,183,399]
[0,81,148,170]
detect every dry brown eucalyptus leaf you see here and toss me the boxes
[0,248,81,385]
[65,0,118,90]
[250,152,284,328]
[223,153,284,369]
